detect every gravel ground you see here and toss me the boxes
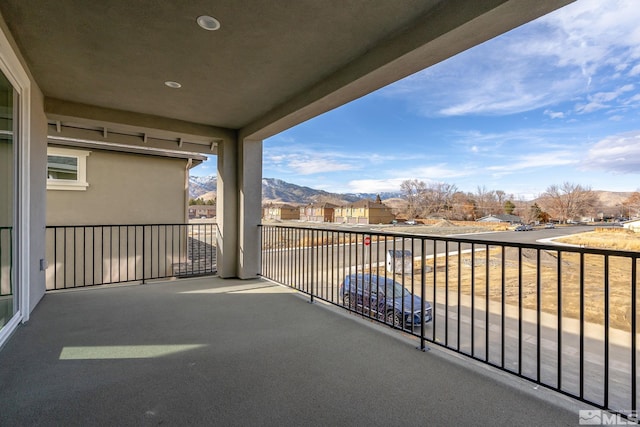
[263,220,499,236]
[371,224,492,235]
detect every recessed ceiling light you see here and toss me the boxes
[197,15,220,31]
[165,81,182,89]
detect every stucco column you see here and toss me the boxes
[238,138,262,279]
[216,139,238,278]
[216,137,262,279]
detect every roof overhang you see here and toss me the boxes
[0,0,573,150]
[48,135,208,168]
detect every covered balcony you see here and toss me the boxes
[0,276,582,425]
[7,221,637,423]
[3,0,630,424]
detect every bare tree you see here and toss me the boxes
[622,191,640,219]
[401,180,463,219]
[423,182,459,218]
[400,179,426,219]
[473,186,492,217]
[540,182,597,223]
[473,186,510,217]
[450,192,476,220]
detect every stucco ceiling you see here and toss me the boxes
[0,0,572,147]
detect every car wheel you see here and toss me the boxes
[386,310,402,327]
[343,294,353,308]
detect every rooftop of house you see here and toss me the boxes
[477,214,522,223]
[341,199,390,209]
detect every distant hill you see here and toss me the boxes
[189,175,634,211]
[189,175,218,200]
[531,190,633,214]
[189,175,401,205]
[592,190,633,207]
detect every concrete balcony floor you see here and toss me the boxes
[0,277,587,426]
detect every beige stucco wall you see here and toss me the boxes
[28,80,48,311]
[47,148,189,226]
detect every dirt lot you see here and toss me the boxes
[367,228,639,332]
[372,219,508,235]
[555,227,640,251]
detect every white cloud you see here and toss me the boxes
[486,151,578,174]
[576,84,635,113]
[380,0,640,118]
[544,109,565,119]
[264,150,358,175]
[398,164,473,180]
[452,127,580,153]
[344,165,474,193]
[286,158,356,174]
[583,131,640,173]
[329,163,477,193]
[344,178,408,194]
[263,143,431,177]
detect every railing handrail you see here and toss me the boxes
[47,222,217,228]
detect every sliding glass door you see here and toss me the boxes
[0,69,15,332]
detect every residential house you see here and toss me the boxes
[189,205,217,219]
[263,203,300,221]
[46,141,209,286]
[335,198,395,224]
[476,214,522,224]
[47,140,205,226]
[300,203,336,222]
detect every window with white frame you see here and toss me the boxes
[46,147,90,190]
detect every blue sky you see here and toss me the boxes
[193,0,640,199]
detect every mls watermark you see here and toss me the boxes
[579,410,639,425]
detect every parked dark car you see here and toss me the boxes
[340,274,432,328]
[515,224,532,231]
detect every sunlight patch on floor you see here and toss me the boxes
[59,344,206,360]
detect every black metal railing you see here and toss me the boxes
[0,226,12,297]
[46,223,217,290]
[260,224,639,420]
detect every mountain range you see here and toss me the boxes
[189,175,400,205]
[189,175,633,212]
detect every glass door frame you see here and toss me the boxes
[0,28,32,347]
